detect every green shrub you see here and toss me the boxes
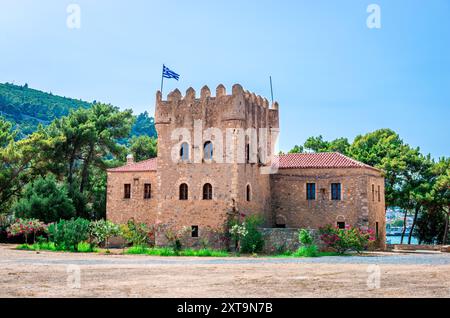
[298,229,314,246]
[16,241,95,253]
[32,241,57,251]
[16,243,33,250]
[17,242,56,251]
[125,246,229,257]
[293,245,319,257]
[120,219,155,247]
[126,246,176,256]
[294,229,319,257]
[180,249,229,257]
[229,222,248,252]
[125,245,151,255]
[77,241,96,253]
[7,218,46,243]
[319,224,374,254]
[12,175,75,223]
[47,218,90,251]
[147,247,177,256]
[240,215,264,254]
[163,227,190,252]
[89,219,120,249]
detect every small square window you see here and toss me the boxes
[191,226,199,238]
[337,222,346,229]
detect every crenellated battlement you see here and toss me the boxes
[155,83,279,132]
[156,84,279,110]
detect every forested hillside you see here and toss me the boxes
[0,82,156,139]
[0,83,90,137]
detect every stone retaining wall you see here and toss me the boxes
[260,228,321,254]
[388,244,450,252]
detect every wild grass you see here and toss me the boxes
[293,245,319,257]
[180,249,229,257]
[17,241,97,253]
[271,246,344,258]
[125,246,229,257]
[16,243,347,258]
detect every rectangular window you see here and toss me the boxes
[337,222,346,229]
[191,226,199,238]
[124,184,131,199]
[376,222,379,240]
[306,183,316,200]
[372,184,375,201]
[377,185,381,202]
[144,184,151,199]
[246,144,250,163]
[331,183,341,201]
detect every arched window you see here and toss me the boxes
[203,141,213,160]
[246,184,251,202]
[180,142,189,161]
[179,183,188,200]
[203,183,212,200]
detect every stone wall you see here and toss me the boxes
[154,84,278,244]
[260,228,322,254]
[106,84,387,251]
[260,228,300,254]
[106,171,158,225]
[388,244,449,252]
[270,167,386,249]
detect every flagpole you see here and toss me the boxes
[160,64,165,96]
[270,76,274,105]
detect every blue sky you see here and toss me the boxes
[1,0,449,157]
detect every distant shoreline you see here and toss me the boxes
[386,235,419,245]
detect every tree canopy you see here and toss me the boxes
[0,82,157,141]
[129,135,157,162]
[13,175,75,223]
[287,130,449,244]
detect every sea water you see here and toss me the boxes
[386,235,419,245]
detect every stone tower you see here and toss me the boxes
[154,84,279,245]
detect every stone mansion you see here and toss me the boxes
[106,84,386,248]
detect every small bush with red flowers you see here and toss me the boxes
[319,224,375,255]
[7,218,47,244]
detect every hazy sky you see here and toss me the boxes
[1,0,449,157]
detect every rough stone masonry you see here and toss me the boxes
[106,84,386,250]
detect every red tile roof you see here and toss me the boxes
[107,158,157,172]
[107,153,378,173]
[276,152,379,170]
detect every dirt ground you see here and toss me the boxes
[0,245,449,298]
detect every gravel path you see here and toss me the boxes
[1,245,449,297]
[0,245,449,266]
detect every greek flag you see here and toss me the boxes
[162,65,180,81]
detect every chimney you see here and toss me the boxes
[126,154,134,165]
